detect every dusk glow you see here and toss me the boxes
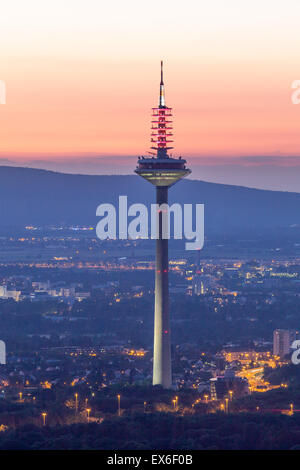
[1,0,300,163]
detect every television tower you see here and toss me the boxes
[135,62,191,388]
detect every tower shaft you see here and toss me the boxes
[135,61,191,390]
[153,186,171,388]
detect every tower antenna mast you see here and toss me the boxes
[135,62,191,389]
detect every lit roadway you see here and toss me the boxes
[237,366,283,393]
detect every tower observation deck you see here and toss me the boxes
[135,61,191,389]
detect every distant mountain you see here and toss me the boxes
[1,165,300,235]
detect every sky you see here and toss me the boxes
[1,0,300,190]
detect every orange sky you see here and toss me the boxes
[1,1,300,162]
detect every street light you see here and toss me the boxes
[220,403,225,412]
[290,403,294,416]
[117,394,121,417]
[175,396,179,411]
[144,401,147,413]
[229,390,233,401]
[75,393,78,414]
[19,392,22,402]
[225,397,229,413]
[42,412,47,426]
[204,395,208,404]
[86,408,91,423]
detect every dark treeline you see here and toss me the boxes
[1,412,300,450]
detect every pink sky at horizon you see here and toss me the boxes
[1,1,300,164]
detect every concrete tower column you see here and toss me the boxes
[135,62,190,390]
[153,186,172,388]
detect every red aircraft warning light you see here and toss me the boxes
[150,61,173,156]
[150,107,173,152]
